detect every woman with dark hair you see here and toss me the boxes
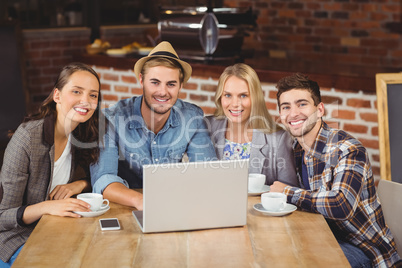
[0,62,102,267]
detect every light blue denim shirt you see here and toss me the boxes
[90,96,217,192]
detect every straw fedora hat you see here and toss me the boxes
[134,41,192,83]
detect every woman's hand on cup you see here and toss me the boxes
[43,198,91,218]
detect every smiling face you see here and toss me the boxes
[221,76,252,127]
[140,65,181,118]
[279,89,324,146]
[53,70,99,129]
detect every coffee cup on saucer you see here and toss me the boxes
[261,192,287,212]
[248,173,266,192]
[77,193,109,211]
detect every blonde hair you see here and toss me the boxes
[141,57,184,84]
[214,63,277,133]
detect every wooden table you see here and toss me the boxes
[13,196,350,268]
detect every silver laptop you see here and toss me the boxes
[132,159,249,233]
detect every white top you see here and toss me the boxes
[50,136,72,193]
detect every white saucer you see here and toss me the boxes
[253,203,297,216]
[248,185,270,196]
[74,205,110,217]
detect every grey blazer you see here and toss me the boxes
[0,116,86,262]
[204,116,298,187]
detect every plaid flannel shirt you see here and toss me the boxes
[284,122,401,267]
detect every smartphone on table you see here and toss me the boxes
[99,218,121,231]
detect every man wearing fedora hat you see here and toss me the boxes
[90,41,217,209]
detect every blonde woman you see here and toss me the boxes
[204,63,298,187]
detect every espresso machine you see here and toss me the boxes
[158,5,257,62]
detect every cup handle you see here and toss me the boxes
[100,199,109,209]
[279,202,286,211]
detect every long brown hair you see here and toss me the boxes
[25,62,102,165]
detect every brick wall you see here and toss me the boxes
[22,27,90,112]
[224,0,402,75]
[93,65,381,179]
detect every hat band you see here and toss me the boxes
[151,51,179,59]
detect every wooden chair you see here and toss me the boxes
[377,179,402,256]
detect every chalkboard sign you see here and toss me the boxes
[0,21,28,145]
[376,73,402,183]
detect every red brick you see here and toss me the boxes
[342,3,359,11]
[326,121,341,129]
[122,75,136,84]
[190,94,208,102]
[30,41,51,49]
[295,11,311,18]
[361,39,380,47]
[178,92,187,99]
[343,123,368,134]
[52,58,71,67]
[42,67,60,76]
[372,154,380,162]
[323,3,342,11]
[391,50,402,57]
[332,110,355,120]
[201,106,216,115]
[115,85,129,93]
[306,3,320,10]
[101,84,111,91]
[372,166,380,176]
[382,40,399,49]
[51,40,71,47]
[361,57,380,65]
[322,96,342,105]
[360,112,378,122]
[183,83,198,90]
[348,47,367,55]
[278,10,296,18]
[382,4,400,13]
[29,59,51,67]
[104,73,119,81]
[359,138,379,149]
[201,84,217,92]
[27,50,41,58]
[315,28,332,35]
[268,90,278,100]
[346,98,371,108]
[131,88,143,95]
[103,94,118,101]
[31,76,53,86]
[266,102,277,110]
[372,126,378,136]
[368,48,388,56]
[362,4,377,12]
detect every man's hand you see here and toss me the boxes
[270,181,289,193]
[49,180,89,200]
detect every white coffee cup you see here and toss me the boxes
[248,173,266,192]
[77,193,109,211]
[261,192,287,212]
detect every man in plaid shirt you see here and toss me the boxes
[271,73,401,268]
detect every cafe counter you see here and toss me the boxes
[75,53,376,93]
